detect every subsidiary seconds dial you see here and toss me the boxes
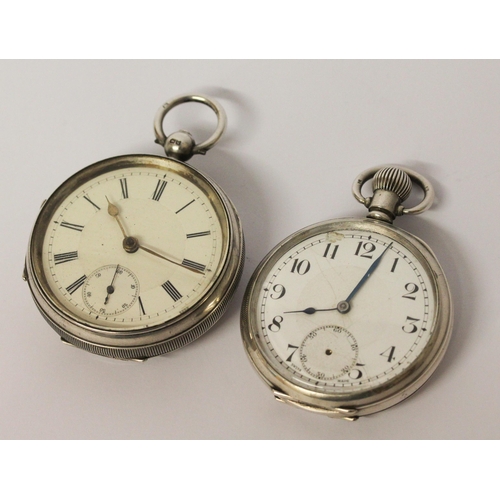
[299,325,359,381]
[82,265,139,317]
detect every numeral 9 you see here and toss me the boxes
[270,284,286,300]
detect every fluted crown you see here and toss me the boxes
[372,166,412,201]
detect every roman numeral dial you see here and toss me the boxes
[26,87,247,363]
[41,164,226,330]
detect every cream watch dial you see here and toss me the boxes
[254,228,436,394]
[38,160,228,332]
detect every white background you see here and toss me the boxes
[1,60,499,440]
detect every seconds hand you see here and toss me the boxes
[104,264,120,305]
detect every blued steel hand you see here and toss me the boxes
[284,306,339,315]
[284,243,393,316]
[343,242,393,304]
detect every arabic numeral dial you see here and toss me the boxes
[257,229,436,393]
[242,167,452,418]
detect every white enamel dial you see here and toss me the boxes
[254,227,436,394]
[39,160,228,331]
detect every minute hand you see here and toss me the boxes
[344,242,393,304]
[138,244,205,275]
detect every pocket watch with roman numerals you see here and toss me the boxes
[241,165,452,419]
[24,94,244,360]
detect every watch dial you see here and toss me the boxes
[36,158,229,331]
[254,226,436,394]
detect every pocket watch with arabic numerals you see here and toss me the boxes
[241,165,452,420]
[24,94,244,360]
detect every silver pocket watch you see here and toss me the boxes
[241,165,452,420]
[24,94,244,360]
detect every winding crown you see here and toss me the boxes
[372,166,412,201]
[365,165,413,223]
[353,165,434,223]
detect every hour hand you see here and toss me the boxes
[284,306,339,315]
[106,196,128,238]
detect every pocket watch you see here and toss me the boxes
[24,94,244,360]
[241,165,452,420]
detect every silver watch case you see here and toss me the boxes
[241,217,452,420]
[25,154,244,360]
